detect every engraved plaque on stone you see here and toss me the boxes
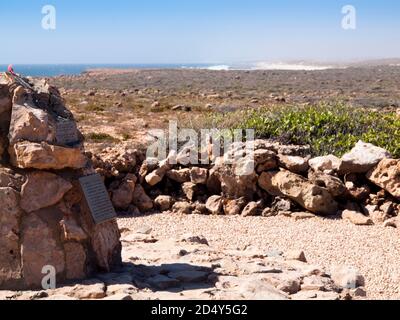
[79,174,117,225]
[56,120,79,146]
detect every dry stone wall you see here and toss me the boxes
[91,140,400,228]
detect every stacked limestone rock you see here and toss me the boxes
[91,139,399,227]
[0,73,121,290]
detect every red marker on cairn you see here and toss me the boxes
[7,64,16,75]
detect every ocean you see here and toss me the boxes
[0,62,336,77]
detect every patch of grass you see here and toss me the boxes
[121,133,131,141]
[85,104,105,112]
[85,132,120,143]
[75,115,86,122]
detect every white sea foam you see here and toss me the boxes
[206,65,231,71]
[192,61,337,71]
[251,62,334,71]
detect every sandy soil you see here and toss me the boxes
[118,213,400,300]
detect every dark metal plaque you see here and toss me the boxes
[79,174,117,225]
[56,120,79,146]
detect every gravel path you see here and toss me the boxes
[118,213,400,300]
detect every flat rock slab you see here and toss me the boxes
[0,226,366,301]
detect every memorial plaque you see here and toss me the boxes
[79,174,117,225]
[56,120,79,146]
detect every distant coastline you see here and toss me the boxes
[1,59,400,77]
[1,62,337,77]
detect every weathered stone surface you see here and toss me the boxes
[145,156,174,186]
[331,266,365,289]
[55,280,106,299]
[383,217,399,228]
[369,210,388,224]
[242,201,262,217]
[223,198,247,215]
[212,156,258,201]
[258,171,282,196]
[21,213,65,288]
[12,86,30,105]
[60,217,88,242]
[278,155,309,173]
[340,141,391,174]
[180,234,209,245]
[182,182,198,201]
[138,158,158,183]
[206,195,223,215]
[192,202,209,215]
[308,171,346,197]
[285,250,307,263]
[9,104,55,144]
[367,159,400,199]
[301,275,338,292]
[253,149,277,165]
[132,184,153,212]
[20,172,72,213]
[0,168,25,190]
[111,174,136,209]
[256,158,278,173]
[345,181,370,201]
[261,207,274,217]
[91,146,139,178]
[259,170,338,215]
[291,290,340,300]
[342,210,373,226]
[190,167,208,184]
[272,197,294,213]
[309,155,341,173]
[145,169,164,186]
[154,195,174,211]
[172,201,193,215]
[64,242,87,280]
[206,169,222,194]
[0,188,22,286]
[239,281,288,300]
[91,220,122,271]
[362,204,378,217]
[9,141,87,170]
[380,201,395,216]
[166,168,191,183]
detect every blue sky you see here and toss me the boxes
[0,0,399,64]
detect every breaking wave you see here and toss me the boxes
[190,61,337,71]
[250,62,334,71]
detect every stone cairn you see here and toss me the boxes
[0,73,121,290]
[91,139,399,227]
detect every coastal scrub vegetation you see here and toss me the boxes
[182,103,400,157]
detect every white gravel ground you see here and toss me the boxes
[118,213,400,300]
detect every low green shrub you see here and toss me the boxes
[85,132,119,143]
[182,103,400,157]
[238,103,400,157]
